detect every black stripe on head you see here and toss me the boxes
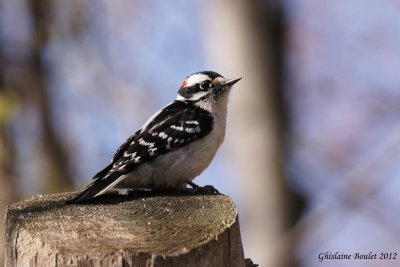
[178,84,200,99]
[178,71,224,100]
[189,71,223,80]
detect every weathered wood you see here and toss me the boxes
[5,192,247,267]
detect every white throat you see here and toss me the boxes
[195,89,230,117]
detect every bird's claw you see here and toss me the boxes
[184,181,219,194]
[197,185,220,194]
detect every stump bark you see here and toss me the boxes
[5,192,246,267]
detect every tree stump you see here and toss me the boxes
[5,192,247,267]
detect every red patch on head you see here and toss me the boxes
[180,80,187,89]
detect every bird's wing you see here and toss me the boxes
[89,129,141,181]
[68,101,213,203]
[112,130,141,162]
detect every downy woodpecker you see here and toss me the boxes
[68,71,241,203]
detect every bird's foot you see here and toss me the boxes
[184,181,219,194]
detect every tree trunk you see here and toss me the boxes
[5,192,249,267]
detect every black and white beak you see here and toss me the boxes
[224,77,242,87]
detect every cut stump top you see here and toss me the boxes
[6,192,238,259]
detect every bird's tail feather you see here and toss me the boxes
[66,175,121,204]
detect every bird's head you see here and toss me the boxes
[176,71,241,102]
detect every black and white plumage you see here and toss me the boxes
[68,71,241,203]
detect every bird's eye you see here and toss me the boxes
[200,81,212,90]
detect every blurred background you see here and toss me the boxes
[1,0,400,266]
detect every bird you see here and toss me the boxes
[67,71,241,203]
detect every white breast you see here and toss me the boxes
[117,92,230,189]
